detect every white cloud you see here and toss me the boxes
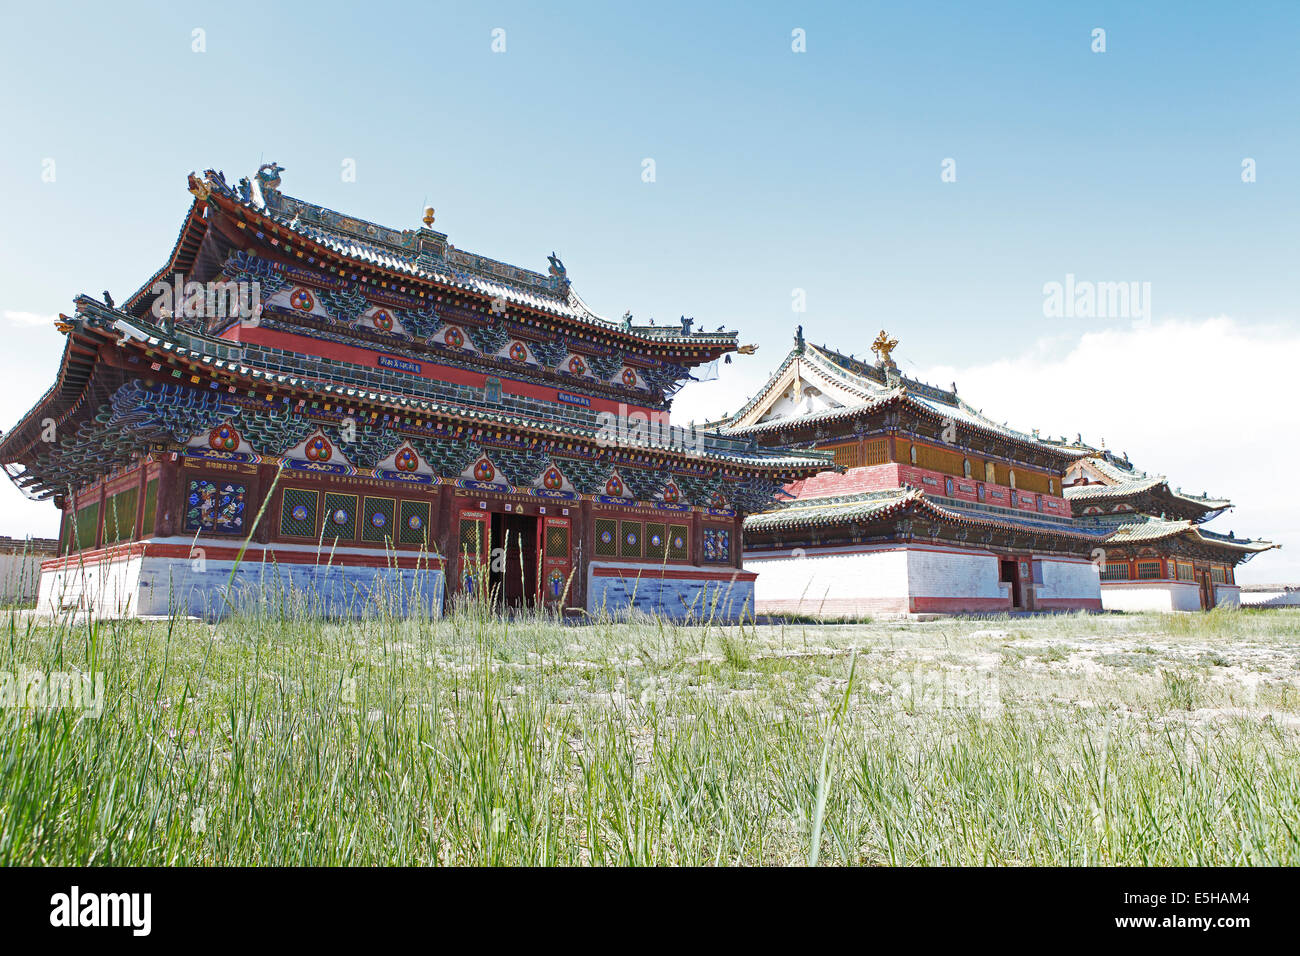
[918,316,1298,584]
[4,310,56,327]
[677,316,1298,585]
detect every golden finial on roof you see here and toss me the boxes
[422,206,436,227]
[871,329,899,366]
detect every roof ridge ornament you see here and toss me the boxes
[871,329,899,369]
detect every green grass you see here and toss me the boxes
[1,600,1298,865]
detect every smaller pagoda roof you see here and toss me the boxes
[1064,453,1233,514]
[1082,513,1276,555]
[716,335,1086,461]
[745,487,1109,541]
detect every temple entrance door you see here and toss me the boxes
[456,510,489,598]
[1000,559,1022,610]
[1199,571,1216,610]
[536,515,572,609]
[490,511,538,610]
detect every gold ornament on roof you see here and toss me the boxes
[871,330,899,365]
[422,206,436,227]
[736,343,759,355]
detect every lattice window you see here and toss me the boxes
[830,443,860,468]
[103,487,138,544]
[362,496,396,543]
[322,493,358,540]
[279,488,319,538]
[594,517,618,557]
[1137,560,1162,580]
[1177,561,1195,582]
[864,439,889,466]
[666,524,689,561]
[619,520,642,558]
[458,516,484,558]
[1211,566,1228,584]
[1100,559,1130,580]
[545,523,570,558]
[140,478,159,537]
[644,522,667,560]
[398,500,431,546]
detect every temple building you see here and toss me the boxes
[0,164,829,620]
[1059,448,1277,610]
[723,330,1108,616]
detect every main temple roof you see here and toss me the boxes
[124,165,741,364]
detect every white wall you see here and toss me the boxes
[905,547,1002,599]
[1214,584,1241,607]
[745,546,912,616]
[1036,558,1101,604]
[1100,581,1202,612]
[0,552,48,602]
[38,553,145,617]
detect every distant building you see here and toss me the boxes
[1060,450,1278,610]
[1239,585,1300,608]
[0,536,59,603]
[723,330,1106,616]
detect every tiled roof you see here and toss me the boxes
[1082,513,1276,553]
[181,168,737,351]
[718,339,1085,460]
[745,488,1108,540]
[1066,455,1232,509]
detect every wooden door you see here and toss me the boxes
[537,515,572,608]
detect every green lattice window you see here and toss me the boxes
[458,516,485,559]
[644,522,667,560]
[72,502,100,552]
[619,520,642,559]
[362,496,396,543]
[398,500,431,546]
[594,518,617,557]
[668,524,689,561]
[279,488,319,538]
[545,523,570,558]
[322,492,358,540]
[1137,560,1162,580]
[140,478,159,537]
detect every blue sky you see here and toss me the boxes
[1,1,1296,580]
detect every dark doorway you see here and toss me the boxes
[1000,559,1022,609]
[490,511,538,609]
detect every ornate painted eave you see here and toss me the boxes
[0,296,832,499]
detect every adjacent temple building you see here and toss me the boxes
[0,164,829,619]
[723,329,1275,616]
[1060,448,1275,610]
